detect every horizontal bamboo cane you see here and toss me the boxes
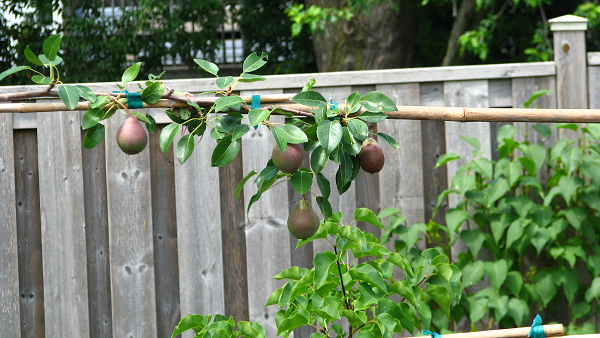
[414,324,563,338]
[3,95,600,123]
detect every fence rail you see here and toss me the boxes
[0,17,597,338]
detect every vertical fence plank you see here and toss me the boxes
[14,129,45,338]
[419,82,448,231]
[81,132,113,338]
[241,89,291,337]
[105,112,157,338]
[36,111,90,338]
[219,151,250,321]
[377,83,424,227]
[174,122,225,333]
[0,113,20,337]
[149,124,180,338]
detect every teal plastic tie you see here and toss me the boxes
[528,314,545,338]
[424,330,441,338]
[251,95,261,109]
[330,99,338,110]
[112,90,143,109]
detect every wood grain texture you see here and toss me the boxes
[488,79,512,108]
[241,89,291,338]
[0,113,20,338]
[219,147,250,321]
[419,83,448,229]
[554,31,588,110]
[174,121,225,336]
[14,129,45,338]
[588,66,600,109]
[81,131,113,338]
[377,83,424,228]
[149,124,180,338]
[36,111,90,338]
[105,112,157,338]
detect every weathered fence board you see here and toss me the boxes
[105,113,157,338]
[14,129,45,338]
[0,112,20,338]
[81,132,113,338]
[37,110,90,338]
[174,119,225,337]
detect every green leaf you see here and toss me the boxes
[460,135,481,151]
[485,259,508,291]
[75,85,97,103]
[194,59,219,76]
[506,218,530,248]
[31,75,53,85]
[354,208,384,230]
[291,168,313,195]
[292,90,327,108]
[302,78,316,92]
[508,298,529,326]
[24,45,42,66]
[238,321,265,338]
[445,209,471,234]
[339,153,353,186]
[42,34,61,61]
[216,76,234,89]
[211,135,241,167]
[129,111,151,125]
[313,252,335,288]
[342,127,362,155]
[357,112,387,123]
[0,66,31,82]
[317,120,343,154]
[281,124,308,144]
[82,124,105,149]
[427,285,451,317]
[360,91,397,112]
[347,119,368,141]
[122,62,142,83]
[160,123,180,156]
[462,261,485,287]
[172,314,205,338]
[533,123,552,138]
[249,109,271,126]
[235,170,258,202]
[273,266,302,280]
[460,229,485,258]
[311,146,328,174]
[377,132,400,149]
[232,124,250,141]
[435,153,461,168]
[271,127,288,153]
[58,85,80,110]
[265,287,282,307]
[238,73,265,83]
[316,196,333,219]
[486,178,509,208]
[177,134,195,164]
[141,81,165,104]
[535,272,559,307]
[81,108,105,130]
[561,146,582,176]
[585,277,600,303]
[506,271,523,297]
[316,172,330,199]
[523,89,550,108]
[214,96,245,113]
[243,52,268,73]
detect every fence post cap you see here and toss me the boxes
[549,15,588,31]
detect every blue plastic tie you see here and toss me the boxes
[424,330,441,338]
[251,95,261,109]
[528,314,545,338]
[330,99,339,110]
[112,90,143,109]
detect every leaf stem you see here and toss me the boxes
[333,244,351,310]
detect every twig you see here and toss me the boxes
[333,244,351,311]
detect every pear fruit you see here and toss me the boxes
[116,115,148,155]
[359,138,385,174]
[271,143,303,173]
[287,199,320,240]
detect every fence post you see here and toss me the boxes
[549,15,588,112]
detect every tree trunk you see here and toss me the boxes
[441,0,486,66]
[307,0,419,72]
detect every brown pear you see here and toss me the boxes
[116,115,148,155]
[271,143,303,173]
[359,138,385,174]
[287,199,320,240]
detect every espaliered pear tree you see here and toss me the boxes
[1,34,463,338]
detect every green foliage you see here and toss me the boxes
[385,112,600,331]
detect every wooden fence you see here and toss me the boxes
[0,15,596,338]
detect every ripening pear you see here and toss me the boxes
[287,199,320,240]
[359,138,385,174]
[271,143,303,173]
[116,115,148,155]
